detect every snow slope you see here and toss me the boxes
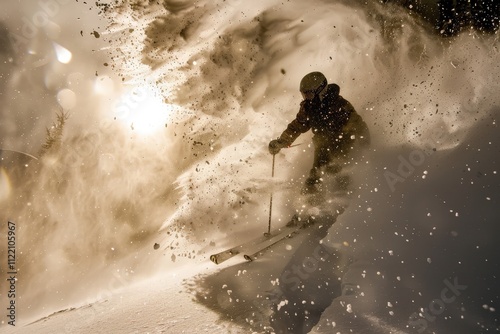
[0,0,499,333]
[2,262,245,334]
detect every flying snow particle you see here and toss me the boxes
[277,300,288,311]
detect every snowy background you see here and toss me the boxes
[0,0,499,333]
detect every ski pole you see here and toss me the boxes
[267,153,275,236]
[287,143,303,149]
[266,143,301,235]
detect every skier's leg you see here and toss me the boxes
[302,141,329,194]
[325,138,355,193]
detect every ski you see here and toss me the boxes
[209,219,307,265]
[244,209,346,261]
[210,205,346,265]
[243,224,304,261]
[209,232,272,264]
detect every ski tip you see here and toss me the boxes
[209,255,219,264]
[243,255,253,261]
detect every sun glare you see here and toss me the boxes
[116,84,174,135]
[129,95,170,135]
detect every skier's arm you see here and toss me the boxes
[269,101,311,154]
[278,116,310,146]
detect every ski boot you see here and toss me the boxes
[286,212,313,228]
[300,176,321,195]
[301,177,325,206]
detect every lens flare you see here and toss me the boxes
[57,88,76,110]
[53,42,72,64]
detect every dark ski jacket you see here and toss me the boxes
[277,84,369,148]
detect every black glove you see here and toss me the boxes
[269,139,285,155]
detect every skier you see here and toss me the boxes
[268,71,370,194]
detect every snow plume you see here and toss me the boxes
[0,0,498,326]
[106,0,500,242]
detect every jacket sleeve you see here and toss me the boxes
[278,100,311,147]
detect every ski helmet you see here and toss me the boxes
[299,72,327,94]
